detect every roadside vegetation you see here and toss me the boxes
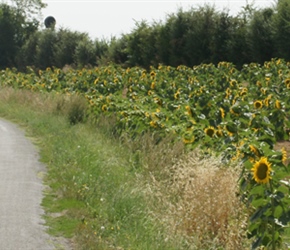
[1,1,290,249]
[0,87,251,249]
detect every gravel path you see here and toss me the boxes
[0,118,64,250]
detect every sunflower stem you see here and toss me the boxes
[269,181,276,250]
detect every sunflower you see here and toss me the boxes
[240,88,248,96]
[174,90,180,99]
[204,126,215,137]
[254,100,263,109]
[275,100,281,109]
[215,128,223,137]
[183,131,195,144]
[101,105,107,112]
[284,78,290,85]
[230,79,237,87]
[281,147,287,165]
[251,157,272,184]
[249,145,261,157]
[219,108,225,119]
[185,105,192,116]
[149,120,158,128]
[150,71,156,78]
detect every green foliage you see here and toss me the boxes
[74,36,96,68]
[248,8,275,63]
[1,58,290,248]
[0,3,38,68]
[273,0,290,60]
[66,95,88,125]
[35,29,57,69]
[126,21,158,68]
[53,29,86,68]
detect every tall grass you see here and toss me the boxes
[0,87,250,249]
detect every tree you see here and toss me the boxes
[0,0,45,69]
[8,0,46,20]
[273,0,290,60]
[247,8,275,63]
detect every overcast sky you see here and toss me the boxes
[41,0,275,40]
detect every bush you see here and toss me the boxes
[66,95,88,125]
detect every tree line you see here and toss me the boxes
[1,0,290,70]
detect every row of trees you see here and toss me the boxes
[1,0,290,70]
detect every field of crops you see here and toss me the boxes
[1,58,290,248]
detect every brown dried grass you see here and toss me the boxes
[141,149,249,249]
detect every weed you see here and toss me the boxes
[66,95,88,125]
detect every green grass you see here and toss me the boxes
[2,87,268,249]
[0,88,184,249]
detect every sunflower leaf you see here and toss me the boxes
[251,198,267,208]
[274,205,283,218]
[249,185,265,196]
[250,206,267,222]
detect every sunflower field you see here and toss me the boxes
[1,58,290,248]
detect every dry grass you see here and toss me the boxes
[0,87,250,249]
[0,87,88,125]
[140,149,249,249]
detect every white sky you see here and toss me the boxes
[40,0,275,40]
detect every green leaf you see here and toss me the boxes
[252,236,262,249]
[273,191,284,201]
[251,198,267,208]
[274,206,283,218]
[249,185,265,196]
[250,206,267,222]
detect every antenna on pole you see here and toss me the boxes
[44,16,56,29]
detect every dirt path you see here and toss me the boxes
[0,118,67,250]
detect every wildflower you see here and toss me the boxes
[251,157,272,184]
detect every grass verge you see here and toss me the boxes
[0,87,251,249]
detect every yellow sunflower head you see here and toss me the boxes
[275,100,281,109]
[101,104,108,112]
[249,145,261,157]
[251,157,272,184]
[219,108,225,119]
[204,126,215,137]
[185,105,192,116]
[254,100,263,109]
[284,78,290,85]
[230,79,237,87]
[281,147,287,165]
[240,88,248,96]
